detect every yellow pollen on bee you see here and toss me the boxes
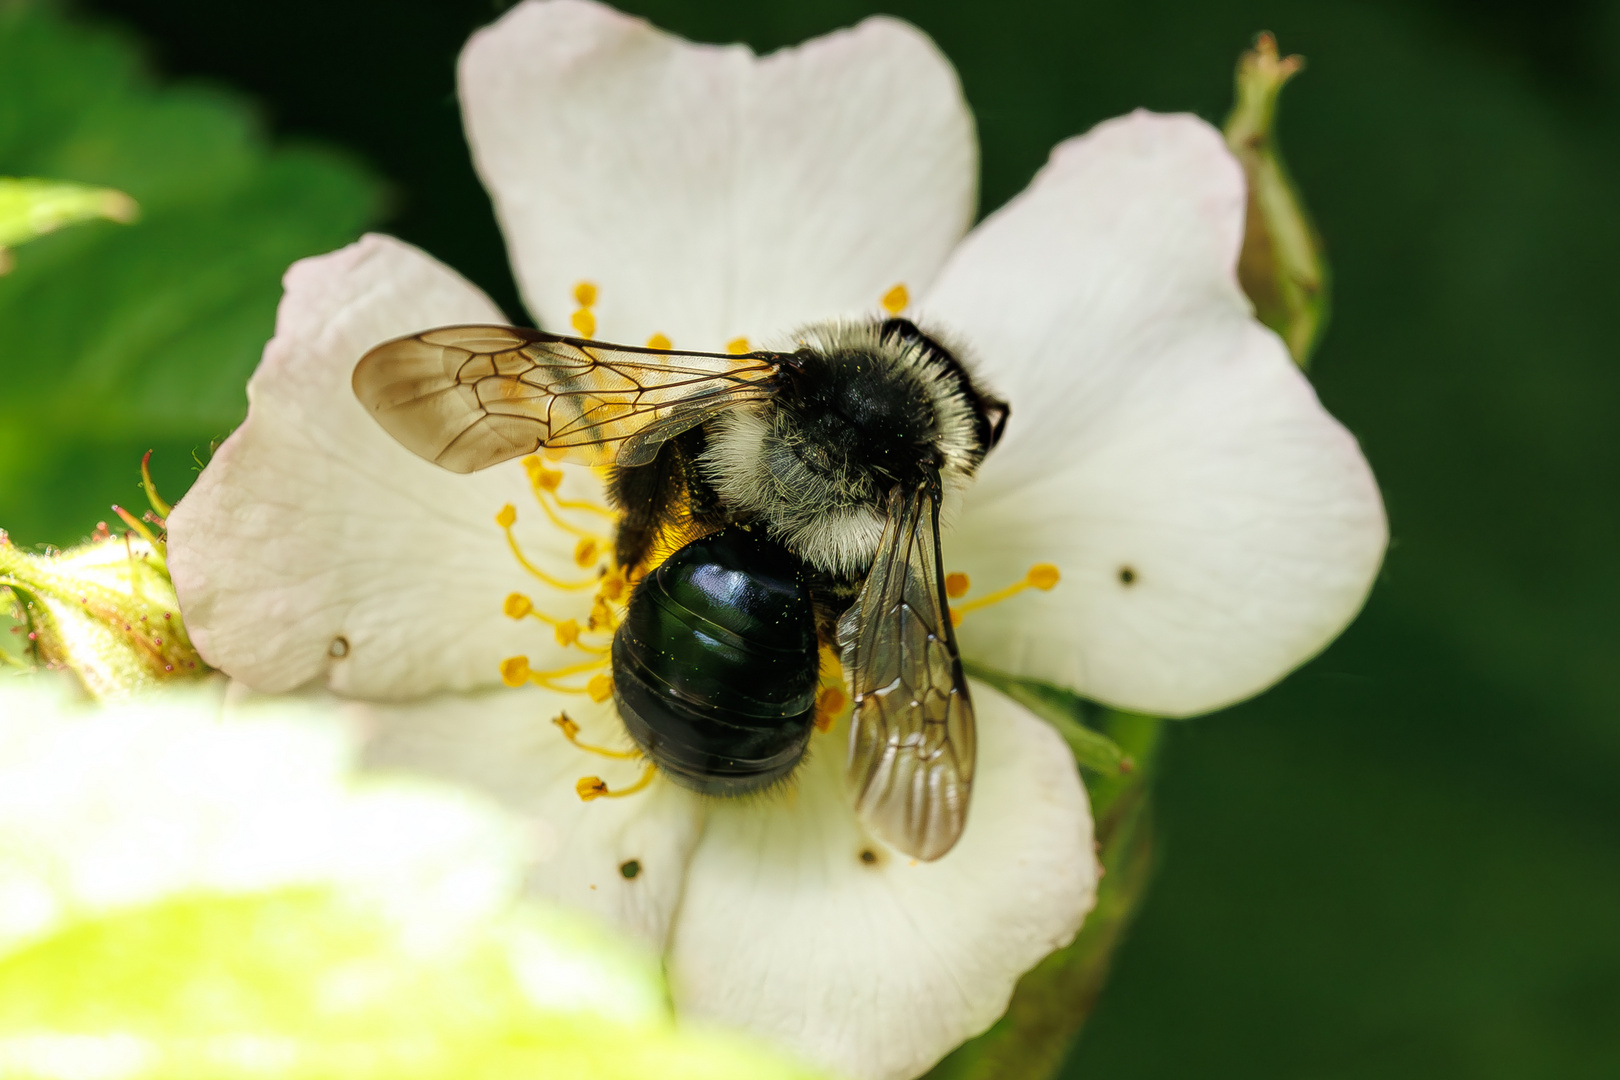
[573,281,598,307]
[587,596,616,632]
[553,711,640,760]
[949,564,1063,624]
[881,283,909,314]
[586,672,615,703]
[646,332,672,350]
[944,572,971,599]
[726,337,751,354]
[576,765,656,801]
[574,537,599,567]
[570,308,597,339]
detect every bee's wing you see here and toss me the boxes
[837,482,976,862]
[353,325,783,473]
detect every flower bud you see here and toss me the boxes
[1224,33,1329,365]
[0,526,205,699]
[0,177,138,275]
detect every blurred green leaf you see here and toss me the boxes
[0,0,384,544]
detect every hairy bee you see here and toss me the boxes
[353,317,1007,860]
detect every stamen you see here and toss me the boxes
[881,283,909,314]
[587,597,616,632]
[944,572,970,599]
[596,567,629,603]
[576,764,655,801]
[570,281,599,339]
[646,333,672,350]
[553,711,640,759]
[814,686,847,733]
[586,672,614,703]
[110,505,163,556]
[496,504,598,590]
[726,337,751,354]
[950,564,1062,624]
[574,538,599,567]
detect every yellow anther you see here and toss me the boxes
[726,337,751,354]
[952,562,1064,623]
[571,308,597,338]
[597,567,629,602]
[504,593,533,620]
[495,504,517,528]
[500,656,531,687]
[553,711,640,759]
[646,332,672,350]
[574,537,599,567]
[881,283,909,314]
[814,686,848,733]
[573,281,598,307]
[523,456,565,492]
[944,572,971,599]
[555,619,581,647]
[576,765,655,801]
[586,672,614,703]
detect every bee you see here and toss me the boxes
[353,317,1008,860]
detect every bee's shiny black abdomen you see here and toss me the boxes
[611,526,819,795]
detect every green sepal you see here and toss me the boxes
[924,703,1162,1080]
[964,660,1135,777]
[1224,33,1330,366]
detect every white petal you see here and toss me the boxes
[667,682,1094,1080]
[169,234,616,699]
[923,112,1387,717]
[460,0,975,349]
[353,685,705,950]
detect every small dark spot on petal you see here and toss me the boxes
[619,859,641,880]
[859,848,880,866]
[1118,566,1137,586]
[329,636,350,659]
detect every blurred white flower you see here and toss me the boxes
[166,2,1386,1077]
[0,674,829,1080]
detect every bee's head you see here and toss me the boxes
[702,319,1006,577]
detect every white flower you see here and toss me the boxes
[0,675,830,1079]
[165,2,1386,1078]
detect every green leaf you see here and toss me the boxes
[0,1,384,544]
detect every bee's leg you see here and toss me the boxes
[606,445,683,572]
[672,426,730,534]
[804,571,861,651]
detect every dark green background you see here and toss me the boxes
[14,0,1620,1074]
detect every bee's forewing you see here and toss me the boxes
[352,325,781,473]
[838,483,976,862]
